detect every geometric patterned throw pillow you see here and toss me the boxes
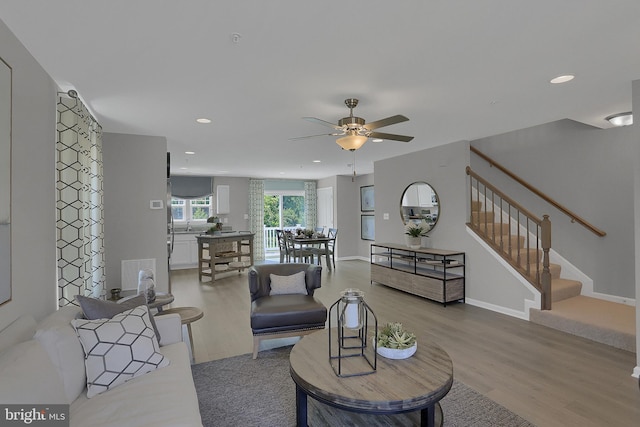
[71,305,170,398]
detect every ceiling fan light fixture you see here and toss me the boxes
[336,134,368,151]
[605,112,633,127]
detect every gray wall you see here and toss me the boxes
[212,176,250,232]
[373,140,536,314]
[632,79,640,373]
[103,133,169,293]
[471,119,635,299]
[0,18,58,329]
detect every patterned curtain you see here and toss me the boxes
[56,92,105,306]
[248,179,265,260]
[304,181,317,230]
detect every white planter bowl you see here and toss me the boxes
[376,342,417,359]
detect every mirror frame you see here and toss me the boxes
[399,181,440,231]
[0,55,12,306]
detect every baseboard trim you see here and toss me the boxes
[632,366,640,379]
[465,297,529,320]
[587,291,636,307]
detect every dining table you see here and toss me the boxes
[291,236,333,271]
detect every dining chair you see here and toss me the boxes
[327,228,338,268]
[314,226,324,235]
[275,229,289,263]
[284,231,315,263]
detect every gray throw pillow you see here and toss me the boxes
[75,294,161,342]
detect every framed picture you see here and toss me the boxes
[360,185,374,212]
[361,215,374,241]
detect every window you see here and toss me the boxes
[264,191,305,228]
[171,196,212,222]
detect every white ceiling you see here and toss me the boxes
[1,1,638,179]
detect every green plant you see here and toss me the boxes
[207,216,220,223]
[404,220,429,237]
[375,322,416,349]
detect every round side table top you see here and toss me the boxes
[148,292,175,310]
[156,306,204,324]
[290,329,453,414]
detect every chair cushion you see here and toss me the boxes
[250,294,327,333]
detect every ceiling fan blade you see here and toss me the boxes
[288,133,339,141]
[303,117,341,130]
[364,115,409,130]
[368,131,414,142]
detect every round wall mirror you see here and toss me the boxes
[400,182,440,231]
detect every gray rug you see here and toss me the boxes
[191,347,535,427]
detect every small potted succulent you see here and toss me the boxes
[375,322,417,359]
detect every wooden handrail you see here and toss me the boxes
[470,146,606,237]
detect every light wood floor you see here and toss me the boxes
[170,260,640,427]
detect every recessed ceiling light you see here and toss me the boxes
[313,160,321,163]
[196,118,211,124]
[550,74,575,84]
[180,167,188,170]
[605,112,633,127]
[279,172,285,175]
[371,139,383,143]
[185,151,195,155]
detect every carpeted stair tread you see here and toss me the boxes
[530,296,635,352]
[551,278,582,302]
[526,263,561,280]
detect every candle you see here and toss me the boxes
[344,303,359,329]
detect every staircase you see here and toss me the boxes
[470,200,635,352]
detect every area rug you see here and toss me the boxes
[191,347,535,427]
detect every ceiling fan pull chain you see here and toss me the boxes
[352,151,357,182]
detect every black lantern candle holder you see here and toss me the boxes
[328,288,377,377]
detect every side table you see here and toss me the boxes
[156,307,204,358]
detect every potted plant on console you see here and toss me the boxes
[405,220,429,249]
[206,216,222,234]
[375,322,417,359]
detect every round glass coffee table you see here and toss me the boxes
[289,329,453,427]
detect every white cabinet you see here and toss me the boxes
[402,184,434,207]
[216,185,230,214]
[170,234,199,269]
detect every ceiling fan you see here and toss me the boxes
[291,98,414,151]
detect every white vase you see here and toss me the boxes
[377,342,418,359]
[405,235,421,249]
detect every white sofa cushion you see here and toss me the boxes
[0,339,67,404]
[0,315,36,353]
[70,342,202,427]
[35,306,88,403]
[71,305,169,398]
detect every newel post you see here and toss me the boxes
[541,215,552,310]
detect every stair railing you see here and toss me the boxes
[466,166,552,310]
[470,146,605,237]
